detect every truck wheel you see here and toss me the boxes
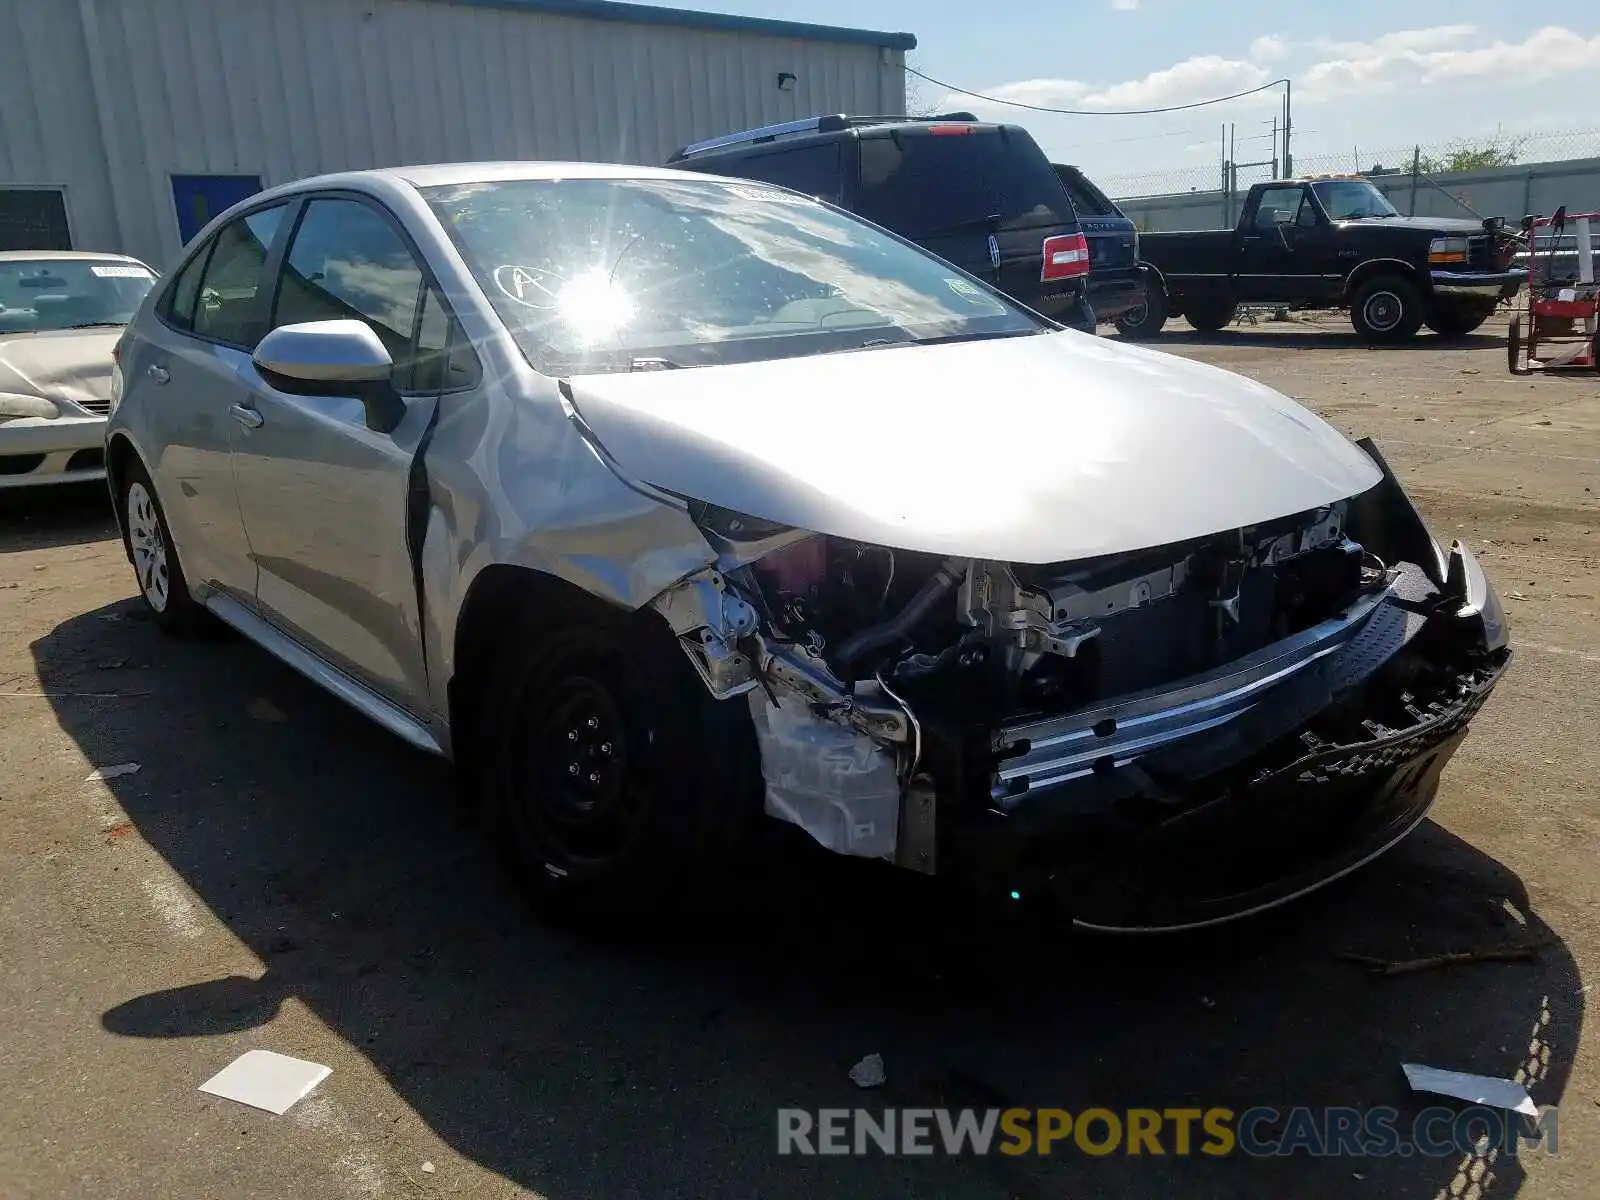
[1426,299,1497,338]
[1351,275,1425,343]
[473,607,760,923]
[1115,284,1168,340]
[1184,300,1238,333]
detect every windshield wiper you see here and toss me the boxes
[66,321,125,329]
[629,356,687,372]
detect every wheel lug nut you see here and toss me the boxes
[566,730,578,742]
[599,742,612,756]
[567,763,579,776]
[587,772,601,784]
[586,716,599,730]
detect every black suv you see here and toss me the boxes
[1052,164,1147,328]
[668,114,1096,331]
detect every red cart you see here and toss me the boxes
[1509,207,1598,374]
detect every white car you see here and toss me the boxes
[0,250,157,488]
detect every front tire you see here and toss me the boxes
[1183,299,1238,333]
[1115,282,1168,340]
[1351,274,1425,343]
[474,609,759,923]
[119,461,203,634]
[1426,299,1497,338]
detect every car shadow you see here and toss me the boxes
[0,482,117,552]
[37,601,1582,1199]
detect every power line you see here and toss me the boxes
[905,64,1290,117]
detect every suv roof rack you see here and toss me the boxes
[670,112,982,161]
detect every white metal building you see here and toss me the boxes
[0,0,913,269]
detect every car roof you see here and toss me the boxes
[0,249,148,263]
[250,161,705,202]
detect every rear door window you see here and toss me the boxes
[856,128,1073,237]
[1054,166,1116,218]
[191,204,289,348]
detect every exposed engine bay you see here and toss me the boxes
[741,502,1376,726]
[650,441,1509,927]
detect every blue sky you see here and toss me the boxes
[648,1,1600,193]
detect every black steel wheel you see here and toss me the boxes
[474,609,759,921]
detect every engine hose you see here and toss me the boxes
[833,558,966,672]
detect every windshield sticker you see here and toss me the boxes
[945,277,999,307]
[492,264,565,309]
[90,264,154,279]
[724,184,813,205]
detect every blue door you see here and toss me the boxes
[170,175,263,246]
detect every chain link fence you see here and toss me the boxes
[1098,128,1600,201]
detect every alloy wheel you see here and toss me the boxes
[126,481,170,613]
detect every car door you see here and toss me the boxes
[126,201,291,604]
[228,193,469,712]
[1236,185,1342,302]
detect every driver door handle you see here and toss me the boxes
[146,365,170,384]
[229,403,264,430]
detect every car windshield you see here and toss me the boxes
[0,258,156,334]
[1311,180,1399,220]
[422,176,1046,375]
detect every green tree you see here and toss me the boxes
[1418,135,1529,175]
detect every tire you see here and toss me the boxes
[119,459,204,634]
[1426,299,1497,338]
[1115,282,1168,340]
[1350,274,1425,343]
[1183,300,1238,333]
[473,607,760,923]
[1507,314,1528,376]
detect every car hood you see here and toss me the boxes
[0,328,120,411]
[564,331,1383,564]
[1341,216,1486,236]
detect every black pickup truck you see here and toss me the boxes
[1121,176,1525,343]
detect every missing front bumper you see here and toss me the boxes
[942,642,1507,931]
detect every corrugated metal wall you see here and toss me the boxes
[0,0,904,268]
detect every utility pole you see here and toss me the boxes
[1282,79,1293,176]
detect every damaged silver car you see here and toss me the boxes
[107,163,1509,929]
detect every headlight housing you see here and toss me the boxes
[0,391,60,423]
[1429,236,1471,265]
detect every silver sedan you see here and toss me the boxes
[107,162,1509,929]
[1,251,155,488]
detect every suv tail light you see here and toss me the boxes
[927,124,976,136]
[1041,233,1091,282]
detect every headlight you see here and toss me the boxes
[109,360,124,415]
[0,391,59,423]
[1429,236,1470,265]
[1454,541,1509,653]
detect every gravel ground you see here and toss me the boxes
[1,316,1595,1199]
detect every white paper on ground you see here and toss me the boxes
[1401,1063,1538,1117]
[200,1050,331,1115]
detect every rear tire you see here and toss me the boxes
[119,460,204,635]
[1183,300,1238,333]
[1115,283,1168,340]
[1426,299,1497,338]
[1351,274,1425,343]
[473,607,760,924]
[1507,314,1528,375]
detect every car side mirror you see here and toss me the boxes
[253,319,405,434]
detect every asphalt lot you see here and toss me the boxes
[1,315,1596,1199]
